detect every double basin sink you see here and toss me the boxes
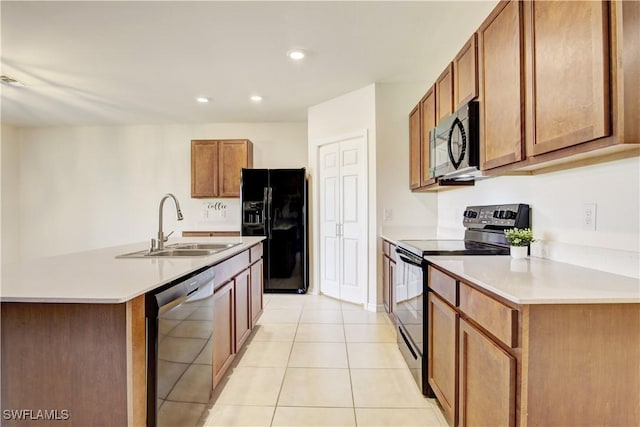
[117,242,240,258]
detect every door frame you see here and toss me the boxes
[311,130,369,305]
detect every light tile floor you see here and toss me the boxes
[200,293,448,427]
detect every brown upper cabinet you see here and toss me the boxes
[409,86,439,192]
[408,0,638,185]
[409,104,422,190]
[191,139,253,198]
[478,0,525,171]
[611,1,640,144]
[524,1,610,156]
[453,33,479,110]
[435,64,454,124]
[420,87,437,187]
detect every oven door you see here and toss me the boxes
[395,247,431,395]
[394,249,424,334]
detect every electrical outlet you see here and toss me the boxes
[582,203,597,231]
[383,208,392,221]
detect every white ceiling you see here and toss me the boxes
[1,1,497,128]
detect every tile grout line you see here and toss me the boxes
[342,313,359,426]
[268,297,304,426]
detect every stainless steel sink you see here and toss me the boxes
[116,242,240,258]
[117,248,215,258]
[151,249,216,257]
[166,242,240,251]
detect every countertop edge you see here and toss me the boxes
[425,255,640,305]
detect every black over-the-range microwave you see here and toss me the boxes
[429,101,480,182]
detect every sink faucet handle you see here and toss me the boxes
[149,238,157,253]
[164,231,174,242]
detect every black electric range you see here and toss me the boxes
[394,203,530,397]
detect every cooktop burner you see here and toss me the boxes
[398,239,509,256]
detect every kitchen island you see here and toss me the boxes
[423,255,639,427]
[1,236,265,427]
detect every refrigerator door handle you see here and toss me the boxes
[263,187,269,238]
[267,187,273,238]
[268,187,274,238]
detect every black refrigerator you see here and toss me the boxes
[240,168,308,293]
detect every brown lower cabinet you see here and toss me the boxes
[212,281,235,387]
[458,318,516,427]
[427,293,458,426]
[427,265,640,427]
[234,268,252,350]
[381,239,396,321]
[211,244,264,389]
[250,259,264,325]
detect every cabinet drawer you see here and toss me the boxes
[459,282,517,348]
[213,250,250,289]
[250,243,263,263]
[383,240,391,257]
[382,240,397,261]
[429,266,457,306]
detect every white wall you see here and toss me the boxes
[308,84,378,307]
[1,124,21,265]
[375,83,438,238]
[15,122,306,260]
[437,157,640,278]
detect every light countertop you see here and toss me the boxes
[425,255,640,305]
[1,236,265,304]
[380,227,437,246]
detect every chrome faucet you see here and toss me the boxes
[154,193,184,251]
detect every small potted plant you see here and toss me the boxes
[504,228,535,259]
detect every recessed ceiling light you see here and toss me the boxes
[1,75,25,87]
[287,50,305,60]
[196,97,209,103]
[250,95,263,102]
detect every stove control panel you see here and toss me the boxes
[463,204,530,229]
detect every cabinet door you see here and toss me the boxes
[479,0,525,170]
[459,318,516,427]
[436,64,454,123]
[420,87,437,187]
[219,140,252,197]
[234,268,252,350]
[212,281,234,387]
[191,140,219,198]
[250,259,264,326]
[428,293,458,426]
[454,33,479,109]
[525,1,610,155]
[388,260,395,319]
[409,104,422,190]
[383,255,391,314]
[612,1,640,144]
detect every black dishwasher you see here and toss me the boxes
[146,266,215,427]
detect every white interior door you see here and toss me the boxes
[337,138,367,303]
[319,143,340,299]
[318,134,367,304]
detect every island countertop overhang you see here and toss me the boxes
[1,236,266,304]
